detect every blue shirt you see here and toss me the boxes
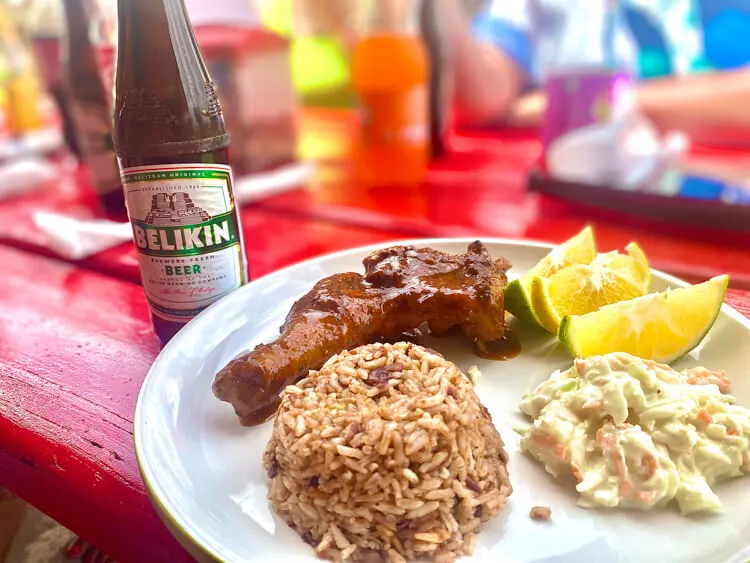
[473,0,750,83]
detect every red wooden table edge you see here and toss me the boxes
[0,242,747,563]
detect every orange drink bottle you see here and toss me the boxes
[351,0,429,187]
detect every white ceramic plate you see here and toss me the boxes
[134,239,750,563]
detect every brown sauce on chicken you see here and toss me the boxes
[472,330,522,361]
[213,242,511,426]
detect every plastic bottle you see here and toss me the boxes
[0,5,44,137]
[540,0,636,168]
[351,0,429,187]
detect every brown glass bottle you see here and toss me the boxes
[62,0,125,217]
[419,0,453,158]
[114,0,248,346]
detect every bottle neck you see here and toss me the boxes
[63,0,94,51]
[114,0,229,158]
[117,0,193,55]
[63,0,110,100]
[359,0,422,36]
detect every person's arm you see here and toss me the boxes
[481,68,750,137]
[441,0,529,128]
[635,68,750,144]
[504,90,546,127]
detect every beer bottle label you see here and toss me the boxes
[120,163,246,323]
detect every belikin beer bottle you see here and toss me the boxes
[62,0,125,217]
[114,0,248,345]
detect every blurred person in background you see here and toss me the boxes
[450,0,750,144]
[278,0,750,143]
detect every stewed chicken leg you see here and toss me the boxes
[213,242,510,425]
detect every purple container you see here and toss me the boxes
[540,69,632,156]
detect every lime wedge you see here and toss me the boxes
[505,226,596,328]
[594,242,651,293]
[531,263,645,334]
[625,242,651,292]
[559,275,729,363]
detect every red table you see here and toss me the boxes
[1,110,749,288]
[0,216,411,562]
[1,243,748,562]
[1,108,750,562]
[0,166,410,285]
[260,110,750,288]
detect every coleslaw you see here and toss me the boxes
[518,352,750,513]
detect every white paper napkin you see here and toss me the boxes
[0,158,59,201]
[32,211,132,260]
